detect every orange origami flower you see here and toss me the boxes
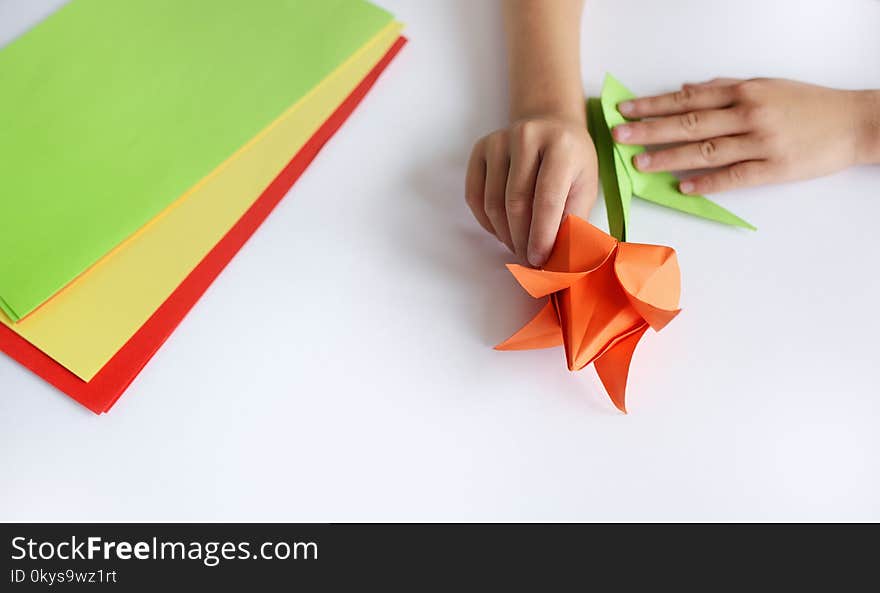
[496,215,681,412]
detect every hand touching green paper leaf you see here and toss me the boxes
[587,73,755,241]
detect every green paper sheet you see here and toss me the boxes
[589,73,756,240]
[0,0,393,321]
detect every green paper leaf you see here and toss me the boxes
[623,161,756,230]
[613,148,634,231]
[587,98,627,241]
[621,139,756,230]
[597,73,756,232]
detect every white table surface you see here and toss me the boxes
[2,0,879,522]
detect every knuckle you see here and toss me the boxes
[758,130,783,153]
[468,141,488,165]
[673,87,695,106]
[672,86,698,107]
[505,192,532,215]
[552,131,585,158]
[533,190,566,209]
[511,120,539,145]
[485,131,509,157]
[698,140,718,162]
[552,129,576,150]
[733,79,763,101]
[729,164,749,184]
[506,203,530,219]
[679,111,700,134]
[484,203,505,220]
[742,104,770,127]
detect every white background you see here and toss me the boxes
[1,0,879,521]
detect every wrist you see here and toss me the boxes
[510,96,587,128]
[853,90,880,165]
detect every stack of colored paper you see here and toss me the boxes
[0,0,405,413]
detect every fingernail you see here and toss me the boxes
[613,124,631,141]
[527,249,545,268]
[634,153,651,169]
[619,101,635,115]
[680,181,695,194]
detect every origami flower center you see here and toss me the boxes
[555,251,645,371]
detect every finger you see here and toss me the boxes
[505,134,541,262]
[679,160,772,194]
[561,170,598,220]
[685,77,741,88]
[633,135,764,173]
[464,142,494,235]
[613,108,748,145]
[483,136,514,251]
[527,144,576,267]
[618,84,737,119]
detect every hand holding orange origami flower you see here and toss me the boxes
[496,215,681,412]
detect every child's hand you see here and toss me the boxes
[612,78,880,194]
[465,116,597,267]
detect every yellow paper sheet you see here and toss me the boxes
[1,22,403,381]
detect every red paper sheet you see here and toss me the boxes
[0,37,406,414]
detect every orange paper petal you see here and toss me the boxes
[505,265,589,298]
[543,215,617,273]
[614,242,682,331]
[594,323,649,413]
[495,300,563,351]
